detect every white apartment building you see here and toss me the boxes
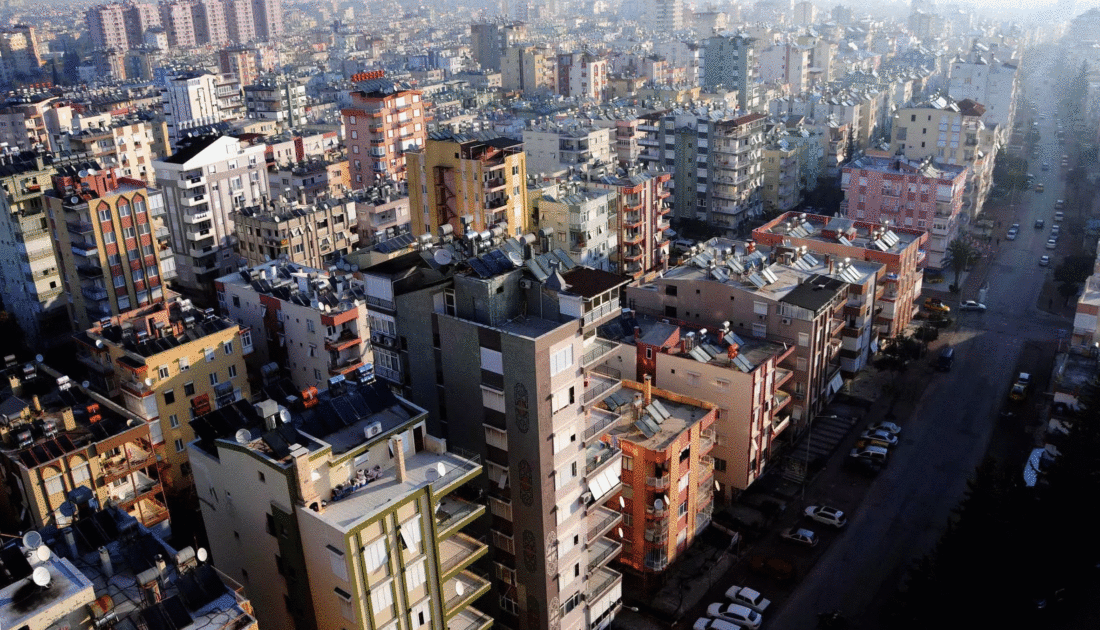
[947,49,1020,128]
[529,180,619,271]
[154,134,268,291]
[522,123,614,177]
[161,72,226,148]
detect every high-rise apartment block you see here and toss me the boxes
[583,168,673,280]
[188,376,488,630]
[215,260,373,390]
[840,153,967,271]
[154,134,269,291]
[406,132,528,238]
[161,72,226,148]
[704,35,761,111]
[244,76,308,130]
[556,52,609,102]
[45,165,172,331]
[647,0,684,32]
[470,21,527,71]
[0,24,43,80]
[86,0,280,51]
[522,122,614,177]
[529,180,619,271]
[947,47,1020,128]
[75,299,253,493]
[342,77,428,186]
[501,45,557,95]
[232,199,359,269]
[64,113,161,186]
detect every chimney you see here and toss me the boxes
[391,435,406,483]
[827,255,834,275]
[746,240,756,254]
[634,326,641,341]
[643,374,652,406]
[727,344,739,361]
[98,546,113,577]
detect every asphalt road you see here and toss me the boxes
[764,92,1074,627]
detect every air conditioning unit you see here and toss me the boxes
[371,333,382,344]
[364,421,383,438]
[519,279,533,289]
[781,317,792,325]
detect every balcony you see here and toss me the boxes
[583,365,621,406]
[646,474,670,490]
[77,264,104,279]
[622,230,644,245]
[773,390,792,411]
[585,443,621,476]
[183,174,205,187]
[66,220,94,235]
[101,446,154,483]
[81,286,109,301]
[581,338,618,368]
[584,407,620,443]
[645,519,669,544]
[435,495,486,540]
[439,532,488,578]
[72,241,99,257]
[443,570,491,616]
[644,554,669,571]
[447,607,492,630]
[325,328,361,351]
[586,505,622,545]
[586,566,622,605]
[588,536,622,573]
[484,177,506,191]
[429,447,482,497]
[698,428,716,453]
[582,302,618,327]
[183,210,212,224]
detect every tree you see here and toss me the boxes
[943,237,981,290]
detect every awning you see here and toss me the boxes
[870,339,879,354]
[828,373,844,396]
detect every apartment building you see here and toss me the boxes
[342,77,429,185]
[161,72,225,148]
[529,180,619,271]
[0,152,77,346]
[501,45,557,95]
[948,48,1020,128]
[74,299,252,494]
[249,0,283,41]
[523,123,614,177]
[753,212,928,338]
[556,52,609,102]
[625,239,849,436]
[646,0,684,32]
[64,114,159,186]
[758,44,813,93]
[761,142,802,215]
[0,503,255,630]
[354,182,411,244]
[889,96,997,219]
[159,0,197,49]
[85,3,129,50]
[0,24,42,79]
[606,378,718,573]
[244,76,308,130]
[407,131,529,238]
[0,361,169,534]
[154,133,269,291]
[840,153,966,271]
[583,168,672,280]
[268,156,350,204]
[188,376,488,630]
[215,259,372,390]
[233,197,357,268]
[224,0,257,43]
[707,113,766,234]
[192,0,230,47]
[0,93,67,152]
[219,45,263,86]
[703,34,761,111]
[470,21,527,71]
[46,165,171,331]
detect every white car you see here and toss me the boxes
[1006,228,1018,240]
[959,300,986,312]
[860,429,899,446]
[1040,255,1051,267]
[804,505,848,528]
[1046,239,1058,250]
[706,603,763,629]
[694,619,744,630]
[724,586,771,612]
[866,421,901,435]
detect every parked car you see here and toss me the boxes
[924,297,950,313]
[1047,239,1058,250]
[804,505,848,528]
[706,603,763,629]
[1010,222,1020,230]
[1042,162,1050,171]
[1040,255,1051,266]
[937,347,955,372]
[1036,183,1045,192]
[849,445,889,464]
[724,586,771,612]
[747,555,795,582]
[865,421,901,435]
[779,527,819,547]
[1006,229,1018,240]
[1035,218,1045,228]
[860,429,899,446]
[959,300,986,311]
[694,618,744,630]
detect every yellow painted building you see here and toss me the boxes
[406,132,529,238]
[75,299,253,494]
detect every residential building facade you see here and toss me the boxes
[342,78,428,185]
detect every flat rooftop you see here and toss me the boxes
[606,386,713,452]
[755,212,924,255]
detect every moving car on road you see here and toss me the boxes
[779,527,819,547]
[804,505,848,528]
[959,300,986,311]
[724,586,771,613]
[924,297,950,313]
[1040,255,1050,266]
[1035,218,1045,228]
[1010,372,1032,402]
[1036,183,1045,192]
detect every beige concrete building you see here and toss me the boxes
[233,197,358,269]
[529,180,619,271]
[188,377,489,630]
[762,142,802,215]
[215,259,373,390]
[523,123,614,177]
[74,300,252,494]
[353,182,411,245]
[501,45,556,95]
[65,114,161,186]
[406,132,528,238]
[268,156,351,204]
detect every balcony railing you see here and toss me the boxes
[582,301,617,326]
[584,407,620,442]
[646,474,670,490]
[585,443,621,476]
[582,338,619,367]
[644,555,669,571]
[447,607,492,630]
[586,505,622,545]
[587,536,622,572]
[439,532,488,576]
[583,365,621,405]
[444,569,491,615]
[586,567,622,604]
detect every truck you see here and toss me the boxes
[1010,372,1032,402]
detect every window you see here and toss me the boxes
[551,386,575,413]
[398,516,422,552]
[175,438,185,452]
[209,373,219,385]
[118,203,131,217]
[71,463,91,486]
[164,389,175,404]
[623,455,633,471]
[371,580,394,613]
[714,457,727,472]
[679,501,688,517]
[229,365,237,378]
[550,345,574,376]
[405,559,427,590]
[183,381,195,396]
[179,357,189,371]
[44,472,64,495]
[169,414,180,428]
[363,537,389,573]
[798,332,810,347]
[266,514,276,535]
[307,319,315,333]
[205,347,215,362]
[158,365,170,379]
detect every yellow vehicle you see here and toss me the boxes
[1010,372,1031,402]
[924,297,951,313]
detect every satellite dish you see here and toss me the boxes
[35,354,43,363]
[88,168,97,176]
[36,546,51,562]
[32,566,50,587]
[714,480,721,491]
[82,381,90,389]
[618,496,625,509]
[279,408,292,425]
[78,169,88,178]
[435,462,446,477]
[654,498,664,510]
[59,502,76,517]
[455,580,465,596]
[145,378,154,387]
[22,531,42,550]
[433,249,454,266]
[234,429,251,444]
[95,339,104,348]
[197,548,208,563]
[70,196,80,204]
[617,527,624,538]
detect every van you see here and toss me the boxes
[849,445,889,464]
[938,347,955,371]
